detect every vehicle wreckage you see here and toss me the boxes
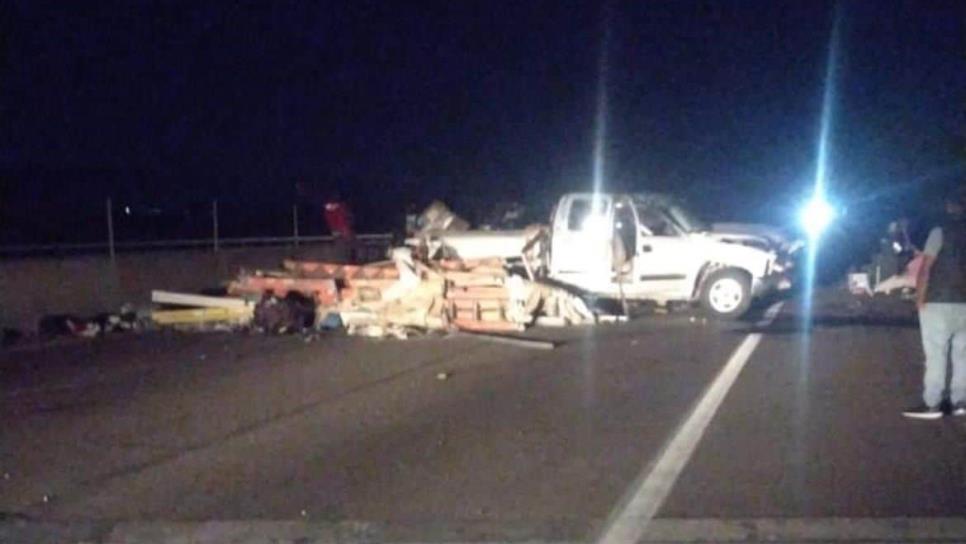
[148,193,800,338]
[419,192,800,319]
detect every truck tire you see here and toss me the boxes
[700,268,752,319]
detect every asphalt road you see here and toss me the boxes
[1,289,964,543]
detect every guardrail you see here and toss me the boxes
[0,233,396,259]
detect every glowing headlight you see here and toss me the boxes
[799,196,835,240]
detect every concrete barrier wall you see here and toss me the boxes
[0,243,387,331]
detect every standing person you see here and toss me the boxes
[323,194,355,263]
[903,186,966,419]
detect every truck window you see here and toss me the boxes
[567,199,596,231]
[567,199,589,230]
[566,197,611,232]
[637,205,671,236]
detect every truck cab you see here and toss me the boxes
[549,192,789,318]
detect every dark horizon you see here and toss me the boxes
[1,1,963,244]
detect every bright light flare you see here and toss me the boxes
[800,196,835,240]
[581,213,610,236]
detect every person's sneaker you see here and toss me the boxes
[952,403,966,417]
[902,404,944,420]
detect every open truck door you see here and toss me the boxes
[627,199,700,299]
[549,194,614,292]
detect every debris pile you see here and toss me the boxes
[147,247,597,339]
[284,248,595,338]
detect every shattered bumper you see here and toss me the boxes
[755,271,793,296]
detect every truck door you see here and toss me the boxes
[550,194,613,284]
[631,202,696,297]
[613,197,638,279]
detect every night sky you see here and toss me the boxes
[1,1,963,243]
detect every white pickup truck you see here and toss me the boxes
[424,192,799,318]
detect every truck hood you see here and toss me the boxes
[709,222,804,255]
[685,233,774,279]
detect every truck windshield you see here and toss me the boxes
[666,204,708,233]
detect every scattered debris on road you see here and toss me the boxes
[252,293,315,334]
[37,305,142,339]
[459,331,556,350]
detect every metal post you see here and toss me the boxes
[292,204,300,247]
[106,198,115,262]
[212,200,219,252]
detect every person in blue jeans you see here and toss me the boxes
[904,186,966,419]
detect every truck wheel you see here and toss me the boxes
[701,268,752,319]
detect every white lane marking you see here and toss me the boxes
[597,302,784,544]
